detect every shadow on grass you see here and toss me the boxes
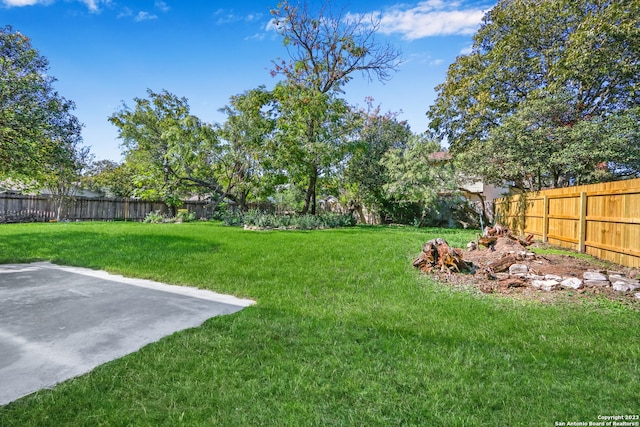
[0,228,222,271]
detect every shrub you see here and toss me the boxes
[222,211,356,230]
[175,209,196,223]
[143,210,165,224]
[221,211,244,226]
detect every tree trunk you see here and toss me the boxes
[301,166,318,215]
[357,205,367,224]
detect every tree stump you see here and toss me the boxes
[413,238,470,274]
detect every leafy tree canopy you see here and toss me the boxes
[109,89,227,211]
[343,99,412,215]
[82,159,137,198]
[428,0,640,189]
[0,25,84,183]
[269,0,402,213]
[216,86,277,209]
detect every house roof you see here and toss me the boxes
[428,151,452,162]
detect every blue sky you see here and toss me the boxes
[1,0,495,161]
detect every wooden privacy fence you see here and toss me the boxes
[0,194,215,223]
[495,178,640,268]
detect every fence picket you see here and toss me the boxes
[0,194,215,223]
[495,178,640,268]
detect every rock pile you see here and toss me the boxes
[413,233,640,302]
[490,260,640,294]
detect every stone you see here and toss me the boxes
[526,274,545,280]
[635,293,640,300]
[612,281,631,292]
[531,279,560,291]
[560,277,584,290]
[584,280,611,287]
[509,264,529,276]
[608,275,640,288]
[583,271,608,281]
[545,274,563,281]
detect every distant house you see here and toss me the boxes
[0,180,103,198]
[39,187,103,198]
[428,151,508,224]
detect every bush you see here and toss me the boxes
[143,210,165,224]
[143,209,196,224]
[176,209,196,223]
[222,210,356,230]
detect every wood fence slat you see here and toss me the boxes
[495,177,640,268]
[0,194,202,223]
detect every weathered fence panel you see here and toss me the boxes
[495,178,640,268]
[0,194,215,223]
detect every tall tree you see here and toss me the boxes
[382,135,457,213]
[217,87,276,210]
[41,139,92,221]
[343,100,412,220]
[468,92,615,190]
[0,25,84,183]
[270,0,402,213]
[109,89,230,213]
[271,82,353,214]
[428,0,640,189]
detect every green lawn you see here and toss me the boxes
[0,222,638,426]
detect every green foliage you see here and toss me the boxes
[175,209,196,223]
[270,82,355,214]
[143,210,165,224]
[0,25,85,184]
[343,101,413,218]
[466,92,627,190]
[81,160,137,198]
[216,86,277,209]
[109,89,227,211]
[143,209,196,224]
[269,0,401,214]
[428,0,640,189]
[221,209,356,229]
[383,135,451,205]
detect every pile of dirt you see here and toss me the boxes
[415,235,640,305]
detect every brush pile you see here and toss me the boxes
[412,238,471,274]
[476,224,534,250]
[412,225,640,303]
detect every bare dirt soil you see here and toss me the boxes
[427,237,640,307]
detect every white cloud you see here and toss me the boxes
[459,45,473,55]
[155,1,169,13]
[78,0,112,13]
[1,0,112,12]
[214,8,263,25]
[1,0,51,6]
[135,11,157,22]
[375,1,490,40]
[80,0,98,12]
[117,6,132,18]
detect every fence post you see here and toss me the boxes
[578,192,587,253]
[542,195,549,243]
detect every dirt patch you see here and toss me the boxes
[418,237,640,306]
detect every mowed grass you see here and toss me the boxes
[0,222,638,426]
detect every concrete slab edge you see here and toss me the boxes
[0,262,256,308]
